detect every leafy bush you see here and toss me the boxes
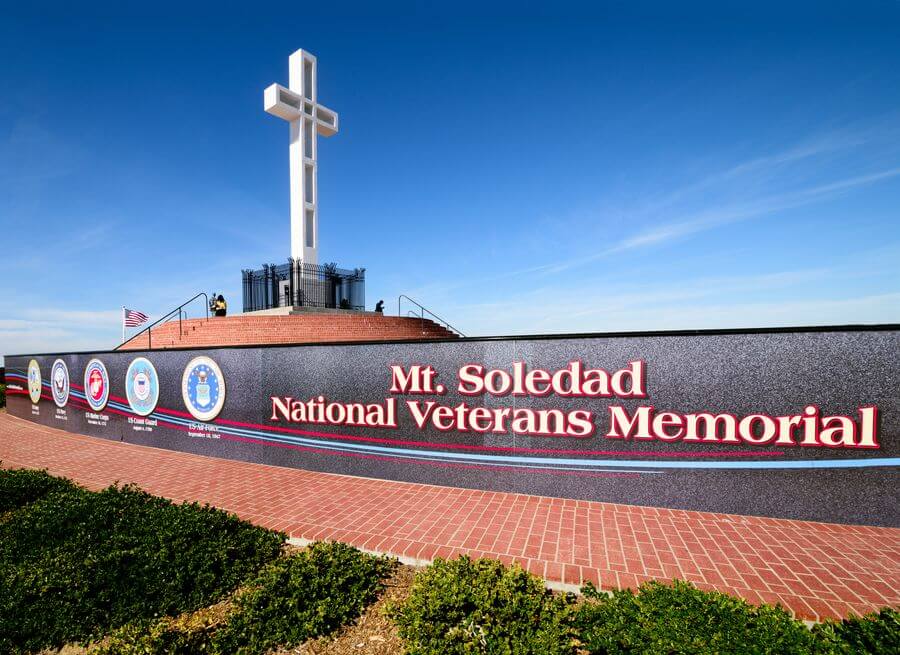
[575,579,815,654]
[0,467,77,514]
[390,556,576,655]
[212,541,396,655]
[0,382,6,408]
[811,607,900,654]
[0,483,284,654]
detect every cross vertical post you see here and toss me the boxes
[264,49,339,267]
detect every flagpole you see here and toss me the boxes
[122,306,125,344]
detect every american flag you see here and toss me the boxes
[123,308,149,328]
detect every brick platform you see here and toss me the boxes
[117,313,457,350]
[0,413,897,621]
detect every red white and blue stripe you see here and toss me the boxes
[123,309,149,328]
[5,370,899,474]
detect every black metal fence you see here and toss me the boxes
[242,260,366,312]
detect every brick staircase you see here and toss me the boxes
[117,313,459,351]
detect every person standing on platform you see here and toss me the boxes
[213,295,227,317]
[375,299,384,313]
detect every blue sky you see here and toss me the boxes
[2,1,899,360]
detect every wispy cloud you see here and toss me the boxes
[18,308,124,327]
[0,120,85,186]
[519,164,900,277]
[633,130,871,216]
[0,308,124,362]
[7,222,122,269]
[446,274,899,337]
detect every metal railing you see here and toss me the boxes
[116,292,209,350]
[398,295,465,337]
[242,259,365,312]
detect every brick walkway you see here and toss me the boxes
[1,413,897,621]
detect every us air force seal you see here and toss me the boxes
[27,359,42,404]
[84,359,110,412]
[126,357,159,416]
[181,356,225,422]
[51,359,70,408]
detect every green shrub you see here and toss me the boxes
[390,556,576,655]
[811,607,899,654]
[212,541,396,655]
[0,483,284,654]
[0,382,6,408]
[94,542,396,655]
[0,467,77,514]
[575,579,815,654]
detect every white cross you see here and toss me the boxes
[264,49,339,265]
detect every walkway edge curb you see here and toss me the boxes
[286,536,586,595]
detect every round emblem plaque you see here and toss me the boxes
[27,359,42,404]
[125,357,159,417]
[84,359,110,412]
[181,356,226,422]
[50,359,70,408]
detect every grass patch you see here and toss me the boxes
[0,475,284,654]
[92,600,230,655]
[389,555,577,655]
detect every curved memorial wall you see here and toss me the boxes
[5,325,898,527]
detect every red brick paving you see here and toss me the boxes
[1,413,897,621]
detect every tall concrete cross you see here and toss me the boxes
[264,49,339,265]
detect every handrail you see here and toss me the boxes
[398,295,466,337]
[116,292,209,350]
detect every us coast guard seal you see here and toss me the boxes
[84,359,110,412]
[126,357,159,416]
[181,356,225,422]
[27,359,42,404]
[51,359,70,408]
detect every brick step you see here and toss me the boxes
[134,338,435,344]
[117,313,460,350]
[173,327,452,333]
[147,335,452,341]
[183,328,453,333]
[140,326,448,336]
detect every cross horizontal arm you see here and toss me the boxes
[264,83,302,121]
[263,84,339,136]
[314,104,338,136]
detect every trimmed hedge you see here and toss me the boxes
[212,541,397,654]
[390,556,577,655]
[811,608,900,654]
[0,483,284,654]
[391,558,898,655]
[576,579,813,654]
[93,542,396,655]
[576,579,900,655]
[0,467,76,514]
